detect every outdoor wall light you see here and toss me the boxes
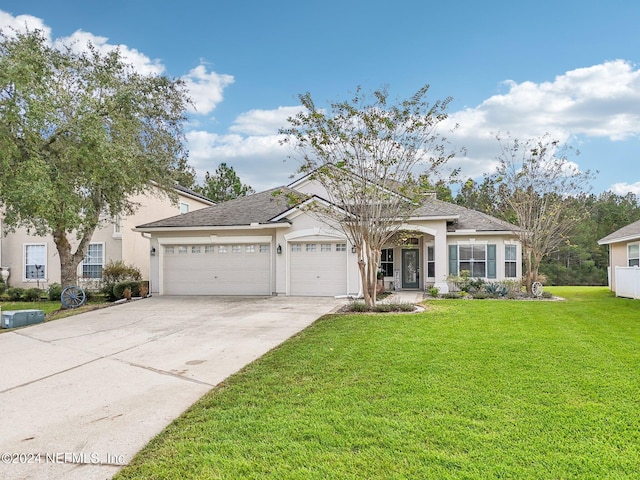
[277,244,282,254]
[351,245,357,253]
[150,246,156,256]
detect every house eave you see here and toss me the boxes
[133,222,291,233]
[407,215,460,222]
[448,230,517,236]
[598,234,640,246]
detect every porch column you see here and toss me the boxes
[433,226,449,293]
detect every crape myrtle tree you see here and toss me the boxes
[280,85,456,307]
[0,30,194,288]
[491,133,595,294]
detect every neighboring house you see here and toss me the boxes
[135,174,521,297]
[598,218,640,299]
[0,185,213,289]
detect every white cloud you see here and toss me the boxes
[610,182,640,196]
[441,60,640,183]
[54,30,165,76]
[181,65,234,115]
[0,10,51,38]
[0,10,234,116]
[186,130,295,191]
[471,59,640,141]
[230,106,302,136]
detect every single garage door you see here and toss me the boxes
[163,243,271,295]
[289,241,348,296]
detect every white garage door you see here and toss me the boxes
[289,241,348,296]
[163,243,271,295]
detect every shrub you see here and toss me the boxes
[542,291,553,299]
[349,301,368,312]
[24,288,43,302]
[427,286,440,297]
[443,292,461,299]
[0,278,6,295]
[7,287,25,301]
[102,261,142,301]
[113,281,141,300]
[485,282,509,297]
[48,283,63,301]
[102,260,142,283]
[472,292,490,300]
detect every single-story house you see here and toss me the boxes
[598,218,640,299]
[135,174,522,297]
[0,185,213,289]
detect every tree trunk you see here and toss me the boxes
[356,245,373,308]
[52,228,93,289]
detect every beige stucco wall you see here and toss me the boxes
[0,189,211,289]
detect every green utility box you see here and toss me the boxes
[1,309,45,329]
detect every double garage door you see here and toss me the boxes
[161,240,349,296]
[163,243,271,295]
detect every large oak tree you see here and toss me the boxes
[0,30,193,287]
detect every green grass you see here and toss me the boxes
[0,300,112,330]
[1,300,62,315]
[115,287,640,479]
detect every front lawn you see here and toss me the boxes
[0,299,112,328]
[115,287,640,479]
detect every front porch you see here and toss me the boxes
[378,226,449,294]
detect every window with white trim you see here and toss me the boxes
[219,245,228,254]
[113,215,122,237]
[82,243,104,279]
[246,245,255,253]
[165,246,175,254]
[291,244,302,253]
[459,244,486,277]
[427,246,435,278]
[321,243,332,252]
[336,243,347,252]
[306,244,317,252]
[178,246,188,254]
[205,245,215,254]
[629,243,640,267]
[380,248,394,277]
[449,243,497,279]
[232,245,242,253]
[192,246,201,254]
[259,245,270,253]
[24,244,46,280]
[180,202,190,214]
[505,245,518,277]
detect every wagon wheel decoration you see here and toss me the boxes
[61,285,87,309]
[531,281,543,298]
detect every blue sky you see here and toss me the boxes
[1,1,639,195]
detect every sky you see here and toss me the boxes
[1,1,639,196]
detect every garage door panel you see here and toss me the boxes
[163,244,270,295]
[290,242,347,296]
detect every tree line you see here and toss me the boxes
[434,176,640,286]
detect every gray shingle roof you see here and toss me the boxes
[598,218,640,244]
[137,187,295,228]
[413,196,518,232]
[174,184,215,204]
[137,186,518,232]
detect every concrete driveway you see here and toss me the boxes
[0,296,343,480]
